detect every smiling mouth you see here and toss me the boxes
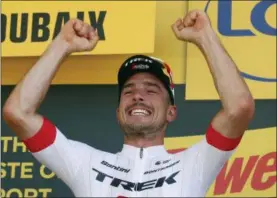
[128,108,151,116]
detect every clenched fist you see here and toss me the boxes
[56,19,99,54]
[171,10,214,45]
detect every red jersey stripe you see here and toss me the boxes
[23,117,57,153]
[206,124,242,151]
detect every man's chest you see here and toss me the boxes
[75,154,201,197]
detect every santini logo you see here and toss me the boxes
[101,160,130,173]
[132,64,150,70]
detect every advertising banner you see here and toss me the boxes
[2,1,189,86]
[185,0,276,100]
[1,1,156,57]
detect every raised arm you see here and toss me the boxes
[171,10,255,194]
[172,10,255,140]
[3,19,99,140]
[2,19,99,187]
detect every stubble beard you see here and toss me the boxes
[119,121,167,141]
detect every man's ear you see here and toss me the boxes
[167,105,177,123]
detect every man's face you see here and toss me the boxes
[117,73,176,138]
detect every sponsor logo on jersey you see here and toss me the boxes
[92,168,180,192]
[145,160,180,175]
[101,160,130,173]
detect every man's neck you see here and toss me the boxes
[124,135,164,148]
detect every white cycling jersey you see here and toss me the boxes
[23,117,241,197]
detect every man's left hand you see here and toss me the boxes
[171,10,215,45]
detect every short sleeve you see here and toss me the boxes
[182,124,243,195]
[23,117,94,187]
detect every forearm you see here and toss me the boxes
[198,30,254,115]
[5,36,69,115]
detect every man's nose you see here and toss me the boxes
[132,91,144,102]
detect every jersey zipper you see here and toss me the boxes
[140,147,143,159]
[134,147,144,196]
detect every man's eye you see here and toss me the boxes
[147,90,157,94]
[124,91,132,95]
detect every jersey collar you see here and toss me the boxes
[120,144,169,159]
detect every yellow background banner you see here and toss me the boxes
[186,0,276,100]
[2,1,156,57]
[2,1,186,85]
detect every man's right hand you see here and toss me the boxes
[57,19,99,54]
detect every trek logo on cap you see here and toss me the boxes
[125,57,153,67]
[131,64,150,70]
